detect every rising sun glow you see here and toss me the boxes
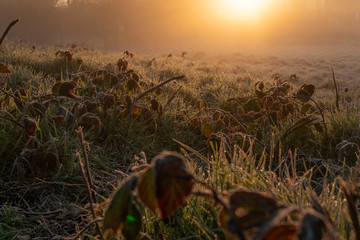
[212,0,269,23]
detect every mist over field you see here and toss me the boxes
[1,0,360,52]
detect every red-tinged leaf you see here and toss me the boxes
[218,207,228,230]
[132,106,140,116]
[201,122,213,138]
[229,189,280,213]
[58,81,76,98]
[150,99,159,111]
[260,225,297,240]
[153,151,194,219]
[51,82,62,94]
[23,116,36,136]
[296,84,315,102]
[212,111,222,122]
[0,63,10,73]
[122,203,142,240]
[256,81,265,91]
[218,207,237,240]
[138,168,157,214]
[103,176,138,236]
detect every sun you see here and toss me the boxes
[212,0,269,22]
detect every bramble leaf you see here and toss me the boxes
[296,84,315,102]
[0,63,10,73]
[201,122,213,138]
[122,202,142,240]
[23,116,36,136]
[103,176,138,236]
[138,168,157,214]
[301,104,312,114]
[212,111,222,122]
[298,212,324,240]
[153,151,194,219]
[227,189,281,237]
[58,81,76,98]
[229,190,280,213]
[127,79,138,91]
[218,207,237,240]
[150,99,159,111]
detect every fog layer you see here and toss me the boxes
[0,0,359,52]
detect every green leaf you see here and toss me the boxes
[138,168,157,214]
[247,123,256,134]
[122,202,142,240]
[103,176,138,236]
[201,122,213,138]
[153,151,194,219]
[301,104,312,114]
[0,63,10,73]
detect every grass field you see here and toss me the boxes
[0,41,359,240]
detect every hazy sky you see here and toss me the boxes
[1,0,359,52]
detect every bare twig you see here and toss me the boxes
[0,19,19,47]
[72,218,104,240]
[21,209,63,216]
[125,75,185,136]
[135,75,185,106]
[0,88,22,103]
[0,180,84,195]
[163,86,183,112]
[310,97,328,140]
[77,152,103,238]
[331,68,340,110]
[109,78,126,95]
[35,177,85,187]
[280,115,316,142]
[193,178,229,212]
[0,115,24,128]
[78,127,93,190]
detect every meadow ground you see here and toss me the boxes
[0,41,359,239]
